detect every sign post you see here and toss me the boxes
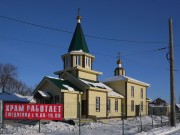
[0,100,2,124]
[0,100,4,130]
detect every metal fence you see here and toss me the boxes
[0,105,180,135]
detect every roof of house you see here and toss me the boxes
[0,91,29,102]
[176,104,180,109]
[108,90,124,98]
[79,78,112,91]
[68,21,89,53]
[150,98,167,106]
[14,93,33,100]
[103,75,150,86]
[146,97,151,101]
[46,76,81,92]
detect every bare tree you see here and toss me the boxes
[0,63,33,95]
[0,63,17,92]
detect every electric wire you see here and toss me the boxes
[0,15,179,71]
[0,15,168,44]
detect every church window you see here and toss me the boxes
[131,86,134,97]
[107,98,110,112]
[140,88,143,99]
[75,56,81,66]
[96,97,100,112]
[115,99,118,112]
[65,56,71,68]
[131,100,134,111]
[140,101,143,111]
[85,57,91,67]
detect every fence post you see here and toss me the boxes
[160,107,163,126]
[1,101,4,134]
[151,114,153,128]
[79,101,81,135]
[139,104,142,132]
[39,120,41,133]
[122,112,124,135]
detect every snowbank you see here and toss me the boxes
[0,116,180,135]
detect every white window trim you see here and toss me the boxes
[96,97,100,112]
[75,56,81,66]
[85,57,91,67]
[131,86,134,98]
[140,88,143,99]
[115,99,118,112]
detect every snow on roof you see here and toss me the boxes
[176,104,180,109]
[103,75,150,86]
[70,50,83,53]
[108,91,124,98]
[149,104,169,107]
[14,93,33,101]
[79,79,112,90]
[62,84,74,91]
[0,91,29,102]
[46,76,59,80]
[38,91,51,98]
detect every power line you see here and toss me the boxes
[0,15,168,44]
[122,47,168,57]
[0,15,72,34]
[0,35,177,58]
[0,35,67,50]
[0,35,179,71]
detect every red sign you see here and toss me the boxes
[4,103,63,120]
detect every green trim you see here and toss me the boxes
[68,23,89,53]
[47,77,81,92]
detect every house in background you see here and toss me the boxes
[149,98,170,116]
[33,13,124,119]
[176,104,180,113]
[103,58,150,117]
[0,91,29,103]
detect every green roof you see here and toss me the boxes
[46,77,81,92]
[68,23,89,53]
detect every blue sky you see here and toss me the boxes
[0,0,179,103]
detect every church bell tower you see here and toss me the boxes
[114,53,126,76]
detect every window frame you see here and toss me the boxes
[131,100,134,112]
[75,56,81,66]
[115,99,118,112]
[85,57,91,67]
[65,56,71,68]
[140,101,143,111]
[96,97,100,112]
[131,86,134,98]
[107,98,110,112]
[140,88,143,99]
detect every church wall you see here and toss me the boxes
[104,81,126,96]
[126,82,147,116]
[107,97,122,118]
[88,90,107,118]
[63,92,81,119]
[78,70,97,81]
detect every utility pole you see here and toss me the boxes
[169,18,176,126]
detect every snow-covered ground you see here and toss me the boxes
[0,116,180,135]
